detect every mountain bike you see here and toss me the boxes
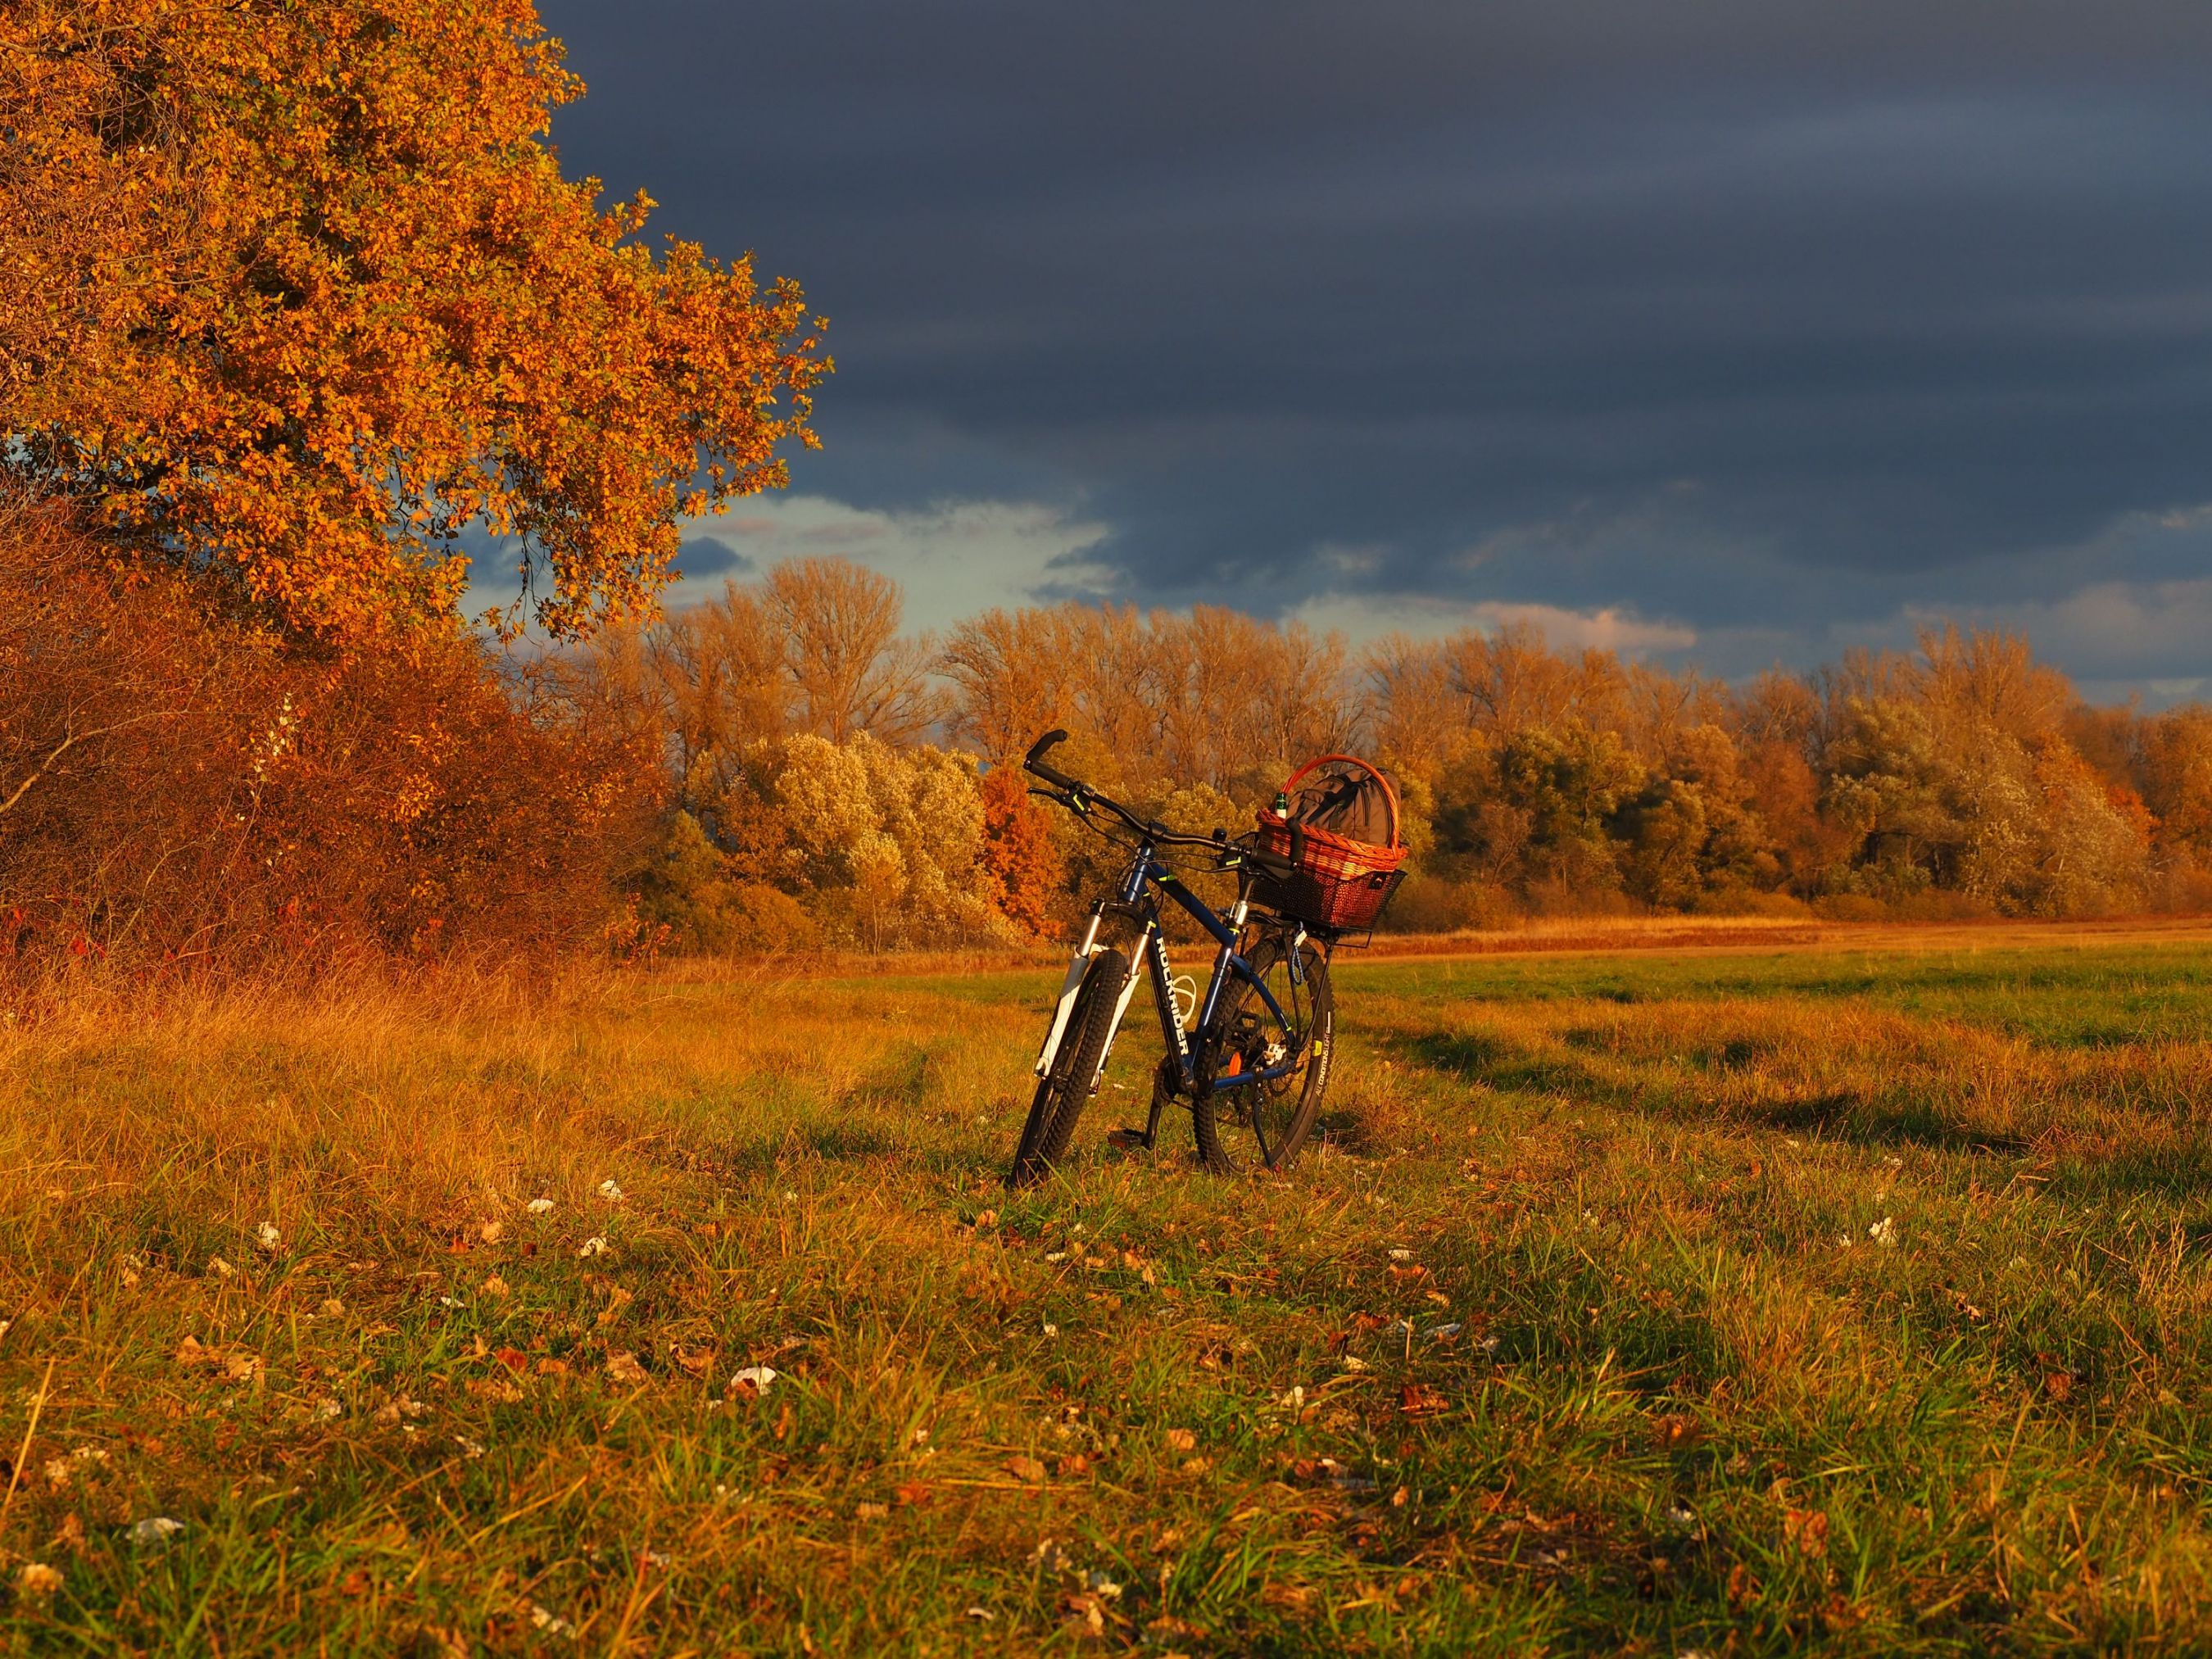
[1005,731,1339,1186]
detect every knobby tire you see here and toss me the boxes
[1006,946,1130,1188]
[1194,934,1334,1174]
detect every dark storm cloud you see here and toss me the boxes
[534,0,2212,681]
[671,536,749,581]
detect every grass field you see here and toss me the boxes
[4,922,2212,1654]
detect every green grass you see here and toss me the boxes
[3,934,2211,1652]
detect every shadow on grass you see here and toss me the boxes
[1312,1104,1382,1158]
[1398,1031,2037,1158]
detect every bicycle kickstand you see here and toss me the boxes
[1108,1061,1176,1151]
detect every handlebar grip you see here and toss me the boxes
[1232,830,1298,880]
[1022,728,1078,791]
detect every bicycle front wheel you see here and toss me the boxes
[1007,946,1131,1188]
[1194,933,1334,1173]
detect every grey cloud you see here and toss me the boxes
[671,536,750,581]
[536,0,2212,688]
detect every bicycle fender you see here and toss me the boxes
[1033,913,1104,1077]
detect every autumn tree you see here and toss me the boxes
[1,0,826,644]
[943,607,1077,763]
[975,765,1064,937]
[766,558,944,744]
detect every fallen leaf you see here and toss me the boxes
[605,1351,648,1385]
[1006,1454,1048,1482]
[1163,1428,1197,1453]
[1784,1508,1829,1559]
[1398,1383,1448,1417]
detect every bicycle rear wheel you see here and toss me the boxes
[1007,946,1131,1188]
[1193,933,1333,1173]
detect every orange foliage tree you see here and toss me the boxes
[1,0,827,644]
[976,764,1064,939]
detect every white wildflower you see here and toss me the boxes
[729,1365,779,1396]
[1388,1248,1412,1262]
[128,1516,184,1549]
[528,1604,576,1639]
[577,1236,608,1258]
[527,1198,554,1214]
[255,1222,281,1252]
[597,1180,623,1202]
[1869,1216,1898,1249]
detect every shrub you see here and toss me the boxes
[0,504,649,975]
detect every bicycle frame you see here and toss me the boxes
[1033,835,1310,1100]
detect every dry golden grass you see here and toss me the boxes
[2,931,2211,1652]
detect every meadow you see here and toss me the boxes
[3,921,2211,1654]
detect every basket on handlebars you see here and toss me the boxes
[1248,755,1407,934]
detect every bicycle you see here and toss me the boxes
[1005,730,1343,1186]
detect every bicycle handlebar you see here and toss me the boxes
[1021,729,1298,880]
[1022,728,1080,792]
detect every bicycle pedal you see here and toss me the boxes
[1105,1127,1154,1150]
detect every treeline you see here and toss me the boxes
[537,555,2212,954]
[12,522,2208,972]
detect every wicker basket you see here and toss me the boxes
[1248,755,1407,933]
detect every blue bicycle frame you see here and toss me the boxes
[1032,832,1311,1099]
